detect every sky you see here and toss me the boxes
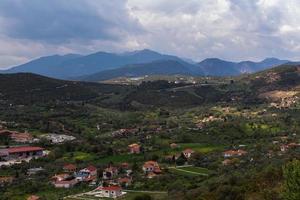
[0,0,300,69]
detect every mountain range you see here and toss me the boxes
[0,49,293,81]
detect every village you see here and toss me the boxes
[1,110,300,200]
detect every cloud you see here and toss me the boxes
[1,0,300,68]
[0,0,143,43]
[125,0,300,61]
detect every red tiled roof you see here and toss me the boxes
[86,165,97,172]
[128,143,140,148]
[183,148,195,154]
[6,146,44,154]
[97,186,122,191]
[118,177,131,183]
[223,150,247,156]
[27,195,40,200]
[63,164,77,170]
[54,179,77,185]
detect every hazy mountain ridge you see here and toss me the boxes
[197,57,289,76]
[0,49,292,80]
[1,49,188,79]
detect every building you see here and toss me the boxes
[223,150,247,158]
[39,134,76,144]
[0,146,44,161]
[103,166,119,180]
[0,130,33,143]
[0,176,14,186]
[222,159,234,166]
[27,195,40,200]
[182,148,195,159]
[10,132,33,143]
[63,164,77,173]
[53,179,78,188]
[75,165,97,182]
[142,161,161,177]
[128,143,141,154]
[27,167,45,176]
[280,143,300,152]
[52,173,71,182]
[117,177,132,187]
[95,186,123,198]
[170,143,178,149]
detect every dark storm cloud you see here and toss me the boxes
[0,0,143,43]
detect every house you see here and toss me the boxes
[222,159,234,166]
[280,144,289,152]
[0,146,44,161]
[10,132,33,143]
[27,195,40,200]
[27,167,45,176]
[63,164,77,173]
[103,166,118,180]
[39,134,76,144]
[75,165,97,182]
[128,143,141,154]
[182,148,195,159]
[280,143,300,152]
[223,150,247,158]
[170,143,178,149]
[112,128,138,137]
[0,176,14,186]
[53,179,78,188]
[95,186,123,198]
[117,177,132,187]
[120,162,129,169]
[52,173,71,182]
[142,161,161,177]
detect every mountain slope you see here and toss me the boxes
[0,73,132,105]
[2,54,82,77]
[197,57,289,76]
[1,49,192,79]
[77,60,197,82]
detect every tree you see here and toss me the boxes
[283,159,300,200]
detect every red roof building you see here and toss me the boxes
[0,146,44,160]
[142,161,161,177]
[128,143,141,154]
[182,148,195,159]
[96,186,123,198]
[103,166,119,180]
[63,164,77,172]
[10,132,33,143]
[27,195,40,200]
[223,150,247,158]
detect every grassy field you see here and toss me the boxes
[171,143,224,154]
[63,152,96,162]
[168,166,210,177]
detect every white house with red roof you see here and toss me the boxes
[182,148,195,159]
[128,143,141,154]
[63,164,77,173]
[95,186,123,198]
[142,161,161,178]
